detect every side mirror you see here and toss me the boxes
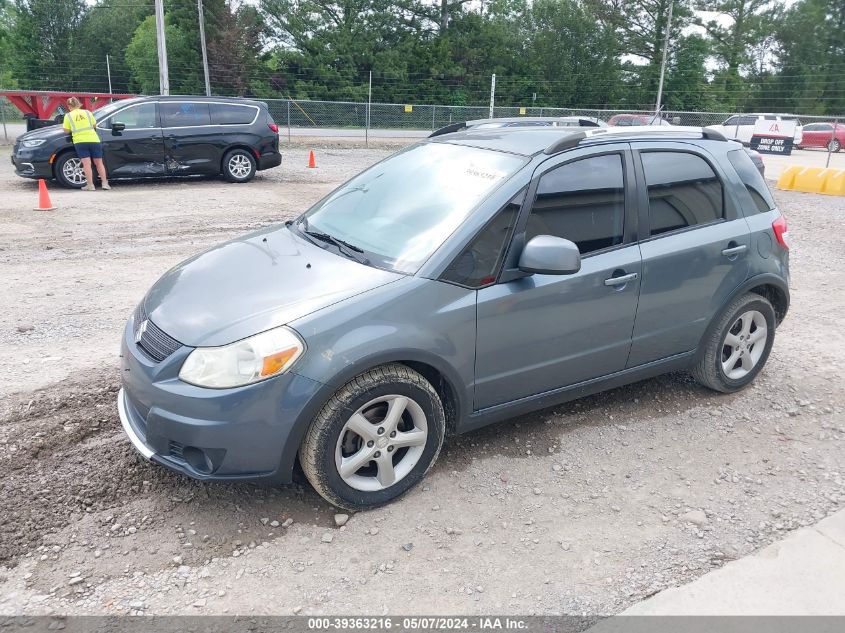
[518,235,581,275]
[111,122,126,135]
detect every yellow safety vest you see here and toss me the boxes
[63,109,100,144]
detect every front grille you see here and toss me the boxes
[133,303,182,362]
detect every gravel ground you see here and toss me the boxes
[0,144,843,616]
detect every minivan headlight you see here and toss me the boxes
[21,139,47,148]
[178,326,305,388]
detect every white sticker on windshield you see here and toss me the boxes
[464,163,507,182]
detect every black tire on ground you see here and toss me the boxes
[299,364,446,511]
[828,139,841,153]
[221,149,257,183]
[54,152,86,189]
[691,293,776,393]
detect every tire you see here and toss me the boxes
[828,139,841,153]
[691,293,776,393]
[54,152,86,189]
[299,364,446,511]
[222,149,257,183]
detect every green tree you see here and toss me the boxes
[77,0,153,93]
[204,1,268,96]
[11,0,87,90]
[125,14,203,94]
[0,0,16,88]
[662,34,715,111]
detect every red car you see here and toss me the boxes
[797,122,843,152]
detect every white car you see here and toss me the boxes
[711,114,803,146]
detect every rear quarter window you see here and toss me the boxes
[210,104,258,125]
[727,150,776,214]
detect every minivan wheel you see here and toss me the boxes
[691,293,776,393]
[54,152,86,188]
[828,139,841,153]
[299,364,446,511]
[222,149,257,183]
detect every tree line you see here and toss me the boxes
[1,0,843,115]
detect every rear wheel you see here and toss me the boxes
[54,152,86,188]
[222,149,257,183]
[691,293,776,393]
[828,139,841,153]
[299,364,445,511]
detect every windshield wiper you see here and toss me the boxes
[297,219,370,265]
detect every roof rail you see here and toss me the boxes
[542,125,728,155]
[429,122,466,138]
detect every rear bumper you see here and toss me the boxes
[118,315,324,482]
[258,152,282,171]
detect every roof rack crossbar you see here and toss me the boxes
[429,122,466,138]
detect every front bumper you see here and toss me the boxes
[117,315,324,482]
[11,153,53,180]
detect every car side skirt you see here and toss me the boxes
[461,350,696,434]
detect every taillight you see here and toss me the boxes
[268,123,279,134]
[772,214,789,250]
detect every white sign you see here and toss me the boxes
[753,119,796,138]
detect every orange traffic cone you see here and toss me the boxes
[35,179,56,211]
[307,150,317,168]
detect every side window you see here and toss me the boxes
[161,102,211,128]
[727,149,775,214]
[210,104,257,125]
[113,103,158,129]
[739,116,757,126]
[440,192,523,288]
[803,123,819,131]
[724,116,740,126]
[525,153,625,255]
[641,151,724,237]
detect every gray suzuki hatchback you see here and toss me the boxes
[119,124,790,510]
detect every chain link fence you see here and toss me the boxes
[0,97,24,144]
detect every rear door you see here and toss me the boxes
[160,101,220,175]
[98,102,166,177]
[626,142,751,367]
[473,145,642,409]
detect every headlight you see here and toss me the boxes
[21,139,47,148]
[178,326,305,389]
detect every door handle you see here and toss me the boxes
[721,244,748,257]
[604,272,638,286]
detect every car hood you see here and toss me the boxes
[18,124,65,142]
[143,225,404,347]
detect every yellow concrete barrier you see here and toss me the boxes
[777,165,845,195]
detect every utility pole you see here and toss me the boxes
[197,0,211,96]
[489,73,496,118]
[106,55,113,94]
[654,0,674,117]
[154,0,170,95]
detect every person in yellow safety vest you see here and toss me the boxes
[62,97,110,191]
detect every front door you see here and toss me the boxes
[99,102,166,177]
[160,101,221,175]
[474,147,642,410]
[626,144,751,367]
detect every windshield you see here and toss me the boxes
[298,143,526,274]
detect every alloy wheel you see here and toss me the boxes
[228,154,252,179]
[63,157,86,186]
[335,394,428,492]
[828,139,841,152]
[721,310,767,380]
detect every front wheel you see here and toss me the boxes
[691,293,776,393]
[299,364,446,511]
[828,139,841,153]
[221,149,257,183]
[54,152,86,188]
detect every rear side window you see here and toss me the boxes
[727,149,776,213]
[641,151,724,236]
[210,103,257,125]
[161,102,211,128]
[526,153,625,255]
[440,192,523,288]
